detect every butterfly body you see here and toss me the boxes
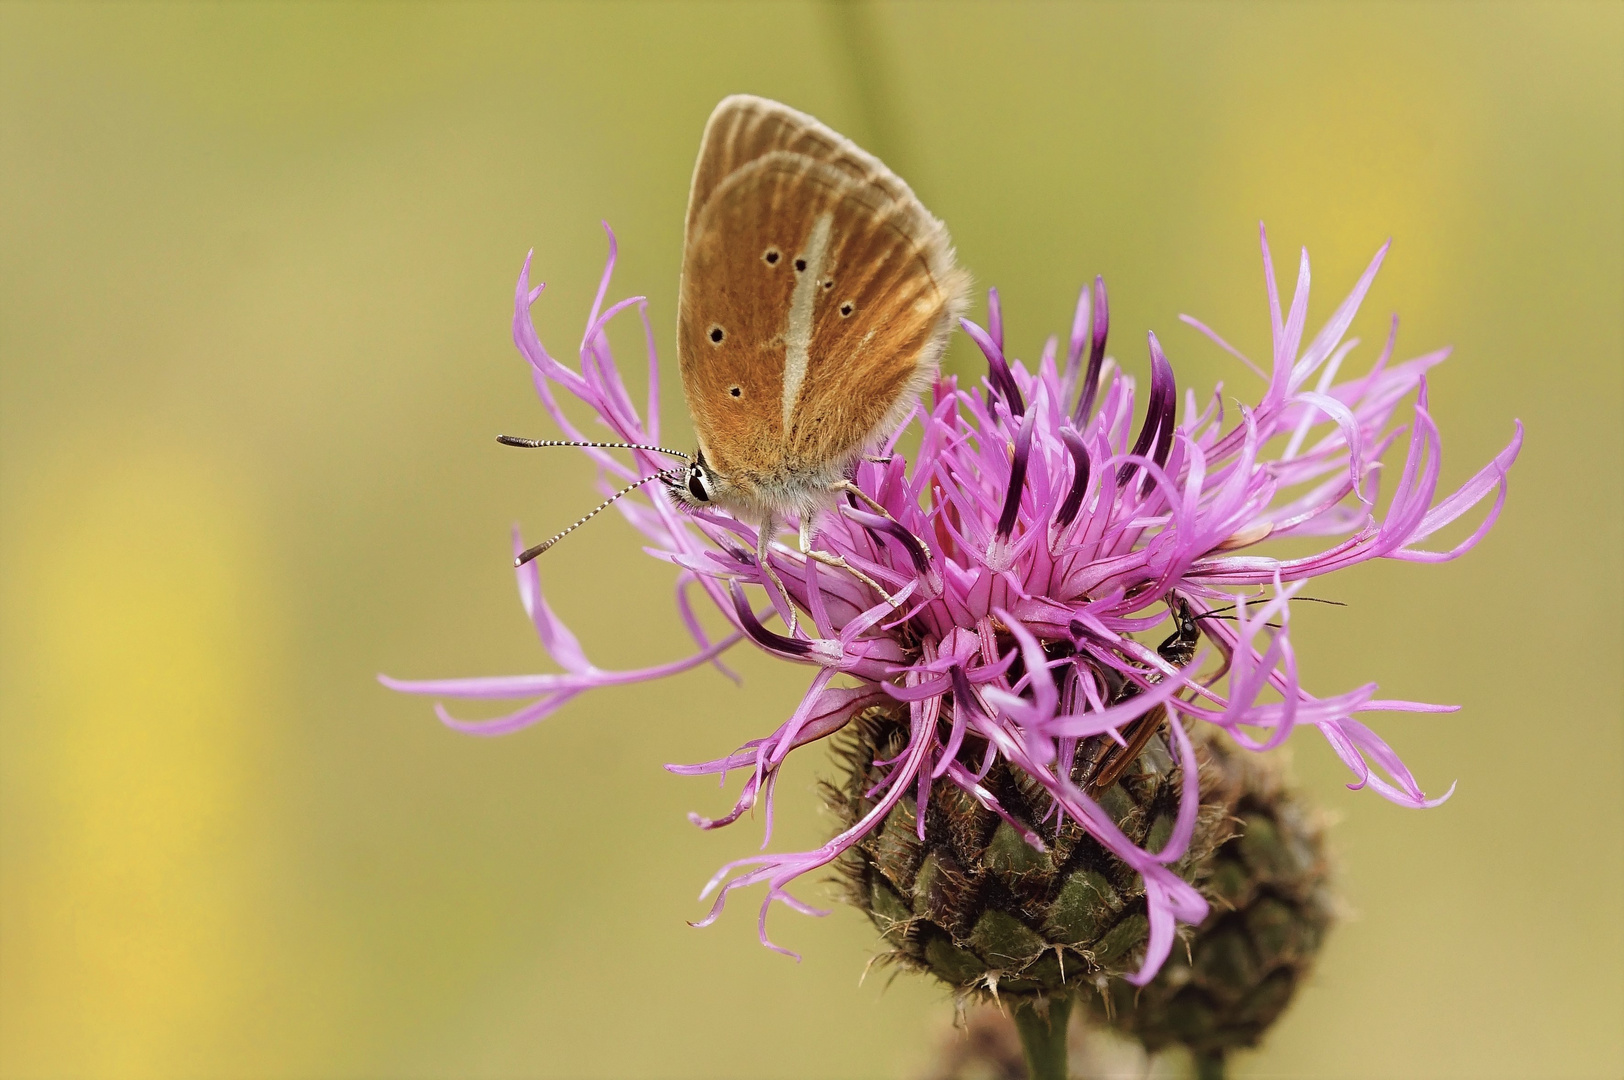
[668,95,969,527]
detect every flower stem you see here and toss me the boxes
[1011,996,1071,1080]
[1194,1050,1227,1080]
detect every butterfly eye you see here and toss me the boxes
[839,301,855,317]
[793,257,807,272]
[763,248,780,265]
[708,325,725,344]
[687,466,711,503]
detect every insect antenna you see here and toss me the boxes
[1187,594,1347,631]
[497,435,691,460]
[1192,595,1348,620]
[514,469,684,566]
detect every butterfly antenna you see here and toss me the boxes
[515,469,683,566]
[498,435,691,460]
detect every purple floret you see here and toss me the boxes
[383,223,1522,985]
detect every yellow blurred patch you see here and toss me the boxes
[1197,24,1466,321]
[1,447,272,1076]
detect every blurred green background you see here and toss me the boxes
[2,2,1619,1077]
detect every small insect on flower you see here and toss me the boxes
[384,95,1522,989]
[1081,595,1202,797]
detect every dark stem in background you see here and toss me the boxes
[1194,1050,1227,1080]
[818,0,910,176]
[1011,997,1072,1080]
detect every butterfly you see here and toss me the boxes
[503,95,968,621]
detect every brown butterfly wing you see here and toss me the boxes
[679,96,968,497]
[678,154,847,482]
[788,185,966,467]
[686,95,917,240]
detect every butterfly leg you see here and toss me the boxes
[754,515,800,636]
[831,478,892,517]
[831,479,936,563]
[798,514,900,608]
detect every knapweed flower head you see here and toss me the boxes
[385,224,1521,986]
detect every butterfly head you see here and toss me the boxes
[664,449,793,524]
[665,450,720,510]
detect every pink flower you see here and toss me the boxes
[383,224,1521,984]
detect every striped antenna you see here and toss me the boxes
[515,469,683,566]
[497,435,690,460]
